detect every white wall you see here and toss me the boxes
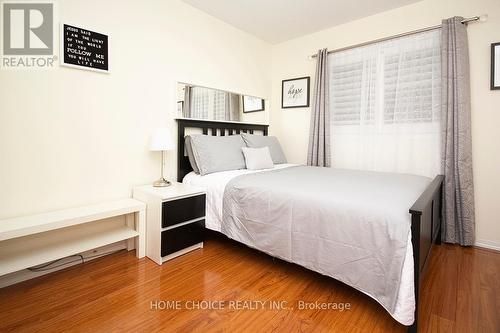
[0,0,272,218]
[2,0,498,248]
[270,0,500,247]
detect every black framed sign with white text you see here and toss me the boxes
[61,24,109,73]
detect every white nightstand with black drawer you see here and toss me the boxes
[133,183,205,265]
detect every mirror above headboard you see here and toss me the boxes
[177,82,268,124]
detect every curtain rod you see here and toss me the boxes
[309,15,487,59]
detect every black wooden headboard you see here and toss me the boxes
[176,118,269,182]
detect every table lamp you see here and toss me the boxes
[149,128,175,187]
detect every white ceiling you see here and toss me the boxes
[182,0,421,44]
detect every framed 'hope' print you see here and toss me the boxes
[281,76,310,108]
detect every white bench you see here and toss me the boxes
[0,199,146,277]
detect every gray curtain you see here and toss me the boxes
[307,48,331,167]
[441,16,475,246]
[183,86,192,118]
[225,93,241,121]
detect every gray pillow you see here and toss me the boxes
[184,136,200,174]
[189,134,246,175]
[241,133,287,164]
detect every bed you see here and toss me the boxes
[177,118,443,333]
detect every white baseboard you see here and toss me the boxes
[475,239,500,252]
[0,241,128,289]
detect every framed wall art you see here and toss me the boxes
[61,24,109,73]
[491,42,500,90]
[242,95,265,113]
[281,76,310,108]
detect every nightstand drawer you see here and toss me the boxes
[161,220,205,257]
[161,194,206,228]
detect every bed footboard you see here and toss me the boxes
[407,175,444,333]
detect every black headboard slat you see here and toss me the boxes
[176,119,269,182]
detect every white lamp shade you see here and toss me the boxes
[149,128,175,151]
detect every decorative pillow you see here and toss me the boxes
[184,136,200,174]
[242,147,274,170]
[189,134,246,175]
[241,133,287,164]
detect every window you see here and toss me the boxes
[328,30,441,177]
[191,87,227,120]
[189,87,240,121]
[383,47,441,124]
[330,60,376,125]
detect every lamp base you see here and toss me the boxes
[153,178,172,187]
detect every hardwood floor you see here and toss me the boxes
[1,233,499,333]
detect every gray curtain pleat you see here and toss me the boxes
[441,16,475,246]
[183,86,192,118]
[307,48,331,167]
[225,93,240,121]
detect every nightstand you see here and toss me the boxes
[133,182,206,265]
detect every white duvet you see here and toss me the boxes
[184,165,423,325]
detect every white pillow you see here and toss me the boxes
[241,133,287,164]
[242,147,274,170]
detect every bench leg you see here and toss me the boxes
[126,213,135,251]
[136,209,146,258]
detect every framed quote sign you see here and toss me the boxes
[61,24,109,73]
[281,76,310,108]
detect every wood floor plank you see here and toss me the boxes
[427,314,455,333]
[455,247,481,333]
[0,235,499,332]
[478,248,500,333]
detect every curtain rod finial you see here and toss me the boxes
[479,14,488,22]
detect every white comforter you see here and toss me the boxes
[184,165,428,325]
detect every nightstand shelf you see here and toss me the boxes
[133,182,206,265]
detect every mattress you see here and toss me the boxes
[183,165,429,325]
